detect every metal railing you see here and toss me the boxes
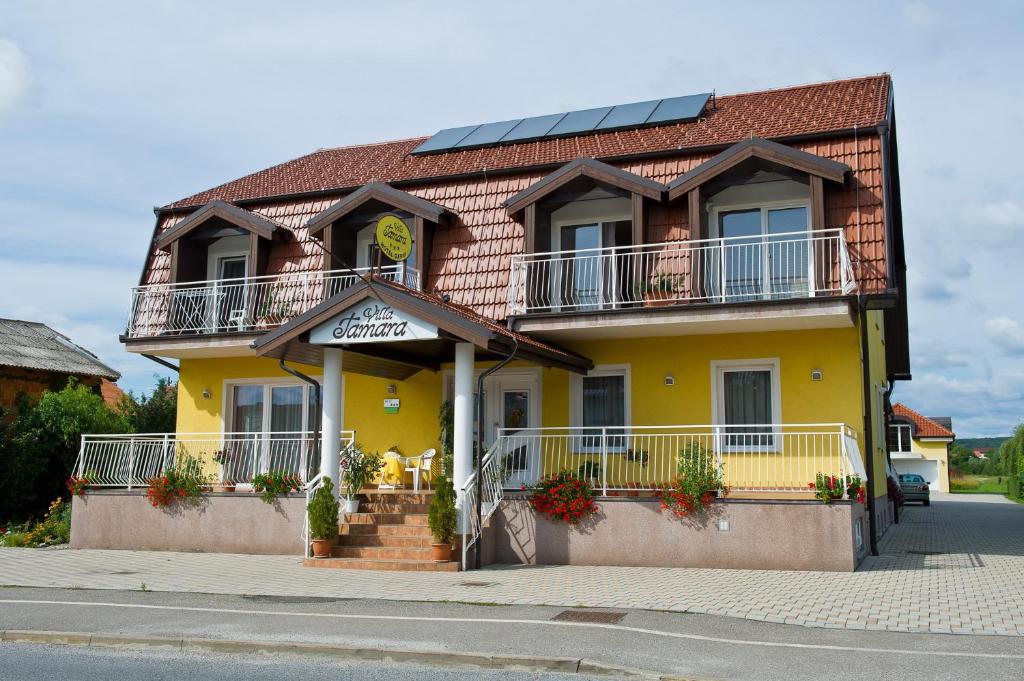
[491,423,865,494]
[127,266,420,337]
[508,229,856,315]
[75,431,356,488]
[460,440,506,570]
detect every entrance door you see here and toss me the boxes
[214,256,248,330]
[477,372,540,487]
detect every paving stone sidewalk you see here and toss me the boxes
[1,494,1021,636]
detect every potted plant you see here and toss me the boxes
[637,272,680,307]
[427,474,457,562]
[212,449,235,492]
[577,460,602,486]
[307,477,340,559]
[340,446,384,514]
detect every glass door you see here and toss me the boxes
[214,256,247,330]
[229,384,263,483]
[717,367,776,449]
[718,206,810,301]
[766,207,810,298]
[268,386,304,477]
[497,386,536,487]
[556,223,601,310]
[719,209,763,301]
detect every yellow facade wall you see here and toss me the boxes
[864,309,891,500]
[909,438,951,492]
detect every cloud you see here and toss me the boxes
[986,317,1024,356]
[965,200,1024,247]
[0,38,30,114]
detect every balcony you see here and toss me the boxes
[491,423,866,495]
[126,266,420,338]
[508,229,855,316]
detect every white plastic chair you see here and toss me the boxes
[404,448,436,491]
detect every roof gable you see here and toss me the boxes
[503,157,664,215]
[892,403,955,439]
[155,200,284,251]
[666,137,850,200]
[305,182,447,237]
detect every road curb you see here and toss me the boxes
[0,630,655,677]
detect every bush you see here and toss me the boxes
[428,474,458,543]
[654,449,726,517]
[339,445,384,499]
[307,477,340,541]
[119,377,177,433]
[252,470,303,504]
[0,498,71,547]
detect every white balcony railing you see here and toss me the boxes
[75,431,356,488]
[490,423,866,495]
[508,229,856,315]
[127,265,420,338]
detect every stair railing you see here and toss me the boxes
[460,438,505,570]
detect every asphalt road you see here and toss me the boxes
[1,587,1023,680]
[0,643,594,681]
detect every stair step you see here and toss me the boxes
[303,557,459,572]
[360,492,433,505]
[337,534,432,548]
[357,502,432,514]
[344,512,428,525]
[331,545,433,560]
[341,523,433,538]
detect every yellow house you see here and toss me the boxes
[73,75,913,572]
[889,403,955,493]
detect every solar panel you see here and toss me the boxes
[411,125,480,154]
[500,113,566,143]
[596,100,660,130]
[454,119,522,148]
[411,92,711,155]
[547,106,613,136]
[646,93,712,125]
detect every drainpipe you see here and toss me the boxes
[474,338,519,570]
[142,354,179,373]
[278,350,322,480]
[883,378,899,525]
[858,298,879,557]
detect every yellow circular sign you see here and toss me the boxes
[374,215,412,262]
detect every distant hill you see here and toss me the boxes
[956,437,1009,451]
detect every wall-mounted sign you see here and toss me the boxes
[375,215,412,262]
[309,301,439,345]
[384,398,400,414]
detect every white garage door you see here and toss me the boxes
[894,460,942,491]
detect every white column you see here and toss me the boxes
[453,342,474,511]
[321,347,344,500]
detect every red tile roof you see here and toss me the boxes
[100,379,126,407]
[893,403,955,439]
[165,75,890,209]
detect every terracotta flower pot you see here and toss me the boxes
[643,291,675,307]
[214,483,235,493]
[431,543,453,562]
[311,539,334,559]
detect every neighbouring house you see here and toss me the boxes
[888,403,955,492]
[0,318,121,412]
[972,448,992,460]
[72,74,911,572]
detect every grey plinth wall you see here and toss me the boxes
[485,497,867,572]
[71,490,306,555]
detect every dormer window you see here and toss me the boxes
[888,423,912,453]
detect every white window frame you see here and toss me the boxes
[710,358,782,452]
[710,199,813,299]
[888,422,913,454]
[222,376,328,435]
[550,200,632,310]
[570,364,631,452]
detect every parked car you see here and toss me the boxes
[899,474,930,505]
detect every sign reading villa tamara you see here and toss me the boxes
[309,302,438,344]
[374,215,412,262]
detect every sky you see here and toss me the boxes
[0,1,1021,435]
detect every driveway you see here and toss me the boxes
[1,494,1021,636]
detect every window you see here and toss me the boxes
[356,220,416,281]
[714,202,811,300]
[888,423,912,453]
[712,360,781,448]
[571,366,630,449]
[549,195,632,311]
[226,381,322,434]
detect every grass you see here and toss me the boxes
[950,475,1010,494]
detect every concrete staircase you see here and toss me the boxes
[303,490,459,572]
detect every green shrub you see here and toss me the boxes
[339,445,384,499]
[252,470,303,504]
[427,474,458,544]
[307,478,339,541]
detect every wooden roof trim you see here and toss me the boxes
[666,137,851,201]
[503,157,665,215]
[155,200,282,251]
[250,279,591,374]
[305,182,448,237]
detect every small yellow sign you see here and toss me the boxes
[375,215,412,262]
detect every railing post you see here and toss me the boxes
[718,238,727,303]
[127,437,136,490]
[162,434,170,473]
[601,427,608,496]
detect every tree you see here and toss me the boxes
[119,377,177,433]
[0,379,129,522]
